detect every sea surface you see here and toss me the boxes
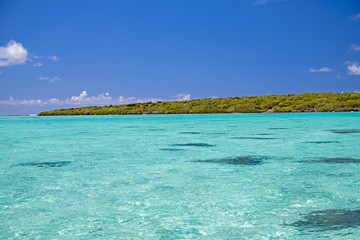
[1,113,360,239]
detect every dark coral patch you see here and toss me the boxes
[212,119,231,122]
[269,127,287,130]
[160,148,185,151]
[289,209,360,231]
[172,143,215,147]
[14,161,72,168]
[206,132,227,135]
[232,137,276,140]
[299,158,360,164]
[198,156,266,165]
[154,185,175,191]
[326,129,360,134]
[318,158,360,163]
[180,132,201,135]
[327,173,353,177]
[148,128,164,131]
[303,141,340,144]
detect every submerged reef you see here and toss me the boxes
[172,143,215,147]
[147,128,164,131]
[159,148,185,151]
[326,129,360,134]
[289,209,360,231]
[232,137,277,140]
[299,158,360,164]
[14,161,72,168]
[198,156,267,165]
[180,132,201,135]
[317,158,360,163]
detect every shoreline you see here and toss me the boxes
[34,111,360,117]
[38,92,360,116]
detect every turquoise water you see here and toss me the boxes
[1,113,360,239]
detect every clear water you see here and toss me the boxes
[1,113,360,239]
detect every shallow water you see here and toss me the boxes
[1,113,360,239]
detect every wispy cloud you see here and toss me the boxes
[38,76,61,83]
[49,76,61,83]
[33,62,42,67]
[350,44,360,52]
[353,13,360,21]
[309,67,332,73]
[254,0,269,5]
[48,55,58,62]
[0,40,28,67]
[253,0,284,5]
[38,76,49,80]
[345,61,360,75]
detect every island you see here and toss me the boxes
[38,92,360,115]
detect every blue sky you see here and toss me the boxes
[0,0,359,115]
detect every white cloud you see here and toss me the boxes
[353,13,360,20]
[345,61,360,75]
[127,97,136,101]
[309,67,332,73]
[33,62,42,67]
[38,76,49,80]
[0,91,192,107]
[0,96,45,106]
[48,55,58,62]
[48,98,61,104]
[0,40,58,69]
[137,97,163,103]
[176,93,191,101]
[254,0,269,4]
[0,40,28,67]
[253,0,283,5]
[38,76,61,83]
[49,76,61,83]
[69,90,90,103]
[0,91,114,106]
[66,91,156,105]
[350,44,360,52]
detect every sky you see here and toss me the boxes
[0,0,360,115]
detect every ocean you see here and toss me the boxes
[1,113,360,239]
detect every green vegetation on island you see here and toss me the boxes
[38,92,360,115]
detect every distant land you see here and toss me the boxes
[38,92,360,115]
